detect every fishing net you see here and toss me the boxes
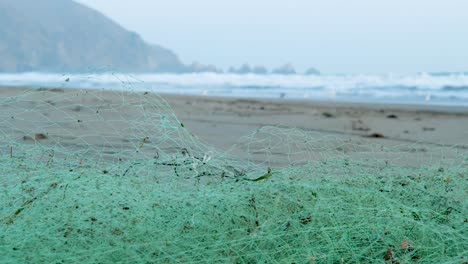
[0,84,467,263]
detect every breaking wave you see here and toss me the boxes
[1,72,468,106]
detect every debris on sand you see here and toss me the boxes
[23,133,48,141]
[366,133,385,138]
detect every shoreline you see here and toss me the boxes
[161,93,468,115]
[3,85,468,114]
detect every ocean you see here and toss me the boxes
[1,72,468,106]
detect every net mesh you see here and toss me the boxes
[0,84,467,263]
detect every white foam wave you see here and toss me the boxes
[1,72,468,105]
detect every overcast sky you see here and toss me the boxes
[77,0,468,74]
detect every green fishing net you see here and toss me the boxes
[0,86,467,263]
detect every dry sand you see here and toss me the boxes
[1,86,467,166]
[162,94,468,150]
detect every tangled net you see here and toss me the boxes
[0,86,467,263]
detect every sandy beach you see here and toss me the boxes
[162,94,468,149]
[1,85,467,165]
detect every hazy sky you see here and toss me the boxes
[77,0,468,74]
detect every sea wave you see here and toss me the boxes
[1,72,468,106]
